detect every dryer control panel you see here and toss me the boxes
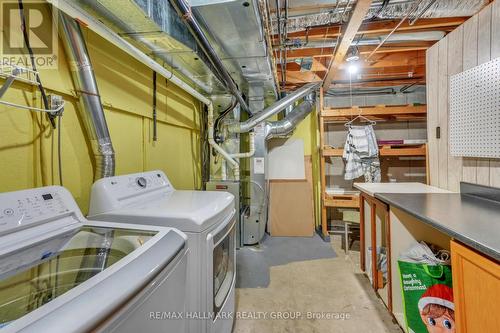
[0,186,76,236]
[101,171,171,195]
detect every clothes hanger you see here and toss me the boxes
[344,114,376,127]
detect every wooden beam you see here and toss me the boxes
[321,105,427,118]
[322,0,373,90]
[323,144,427,157]
[280,17,468,40]
[358,45,431,54]
[282,41,434,60]
[364,51,426,68]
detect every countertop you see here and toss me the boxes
[374,192,500,261]
[353,182,451,197]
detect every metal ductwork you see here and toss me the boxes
[59,12,115,179]
[272,0,488,34]
[228,81,320,133]
[265,94,315,140]
[168,0,251,114]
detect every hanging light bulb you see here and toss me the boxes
[348,64,358,74]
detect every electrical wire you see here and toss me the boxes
[17,0,56,128]
[0,100,65,113]
[214,98,238,137]
[57,115,63,186]
[200,104,210,189]
[153,71,158,141]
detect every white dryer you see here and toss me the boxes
[0,186,188,333]
[88,170,236,333]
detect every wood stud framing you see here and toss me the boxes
[272,7,468,90]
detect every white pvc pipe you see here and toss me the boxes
[49,0,211,106]
[229,131,256,158]
[221,160,227,181]
[207,104,240,180]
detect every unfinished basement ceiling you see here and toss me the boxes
[190,0,279,103]
[56,0,278,109]
[269,0,490,91]
[65,0,226,96]
[269,0,489,34]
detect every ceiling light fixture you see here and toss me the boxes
[346,47,360,62]
[348,64,358,74]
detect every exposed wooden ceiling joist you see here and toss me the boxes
[276,17,468,41]
[321,0,374,89]
[270,5,477,90]
[280,41,433,59]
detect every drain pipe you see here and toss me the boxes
[230,132,256,158]
[227,82,320,133]
[265,94,316,139]
[169,0,251,115]
[207,104,240,180]
[59,12,115,179]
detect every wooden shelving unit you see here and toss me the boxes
[324,193,360,208]
[318,88,429,240]
[322,144,427,157]
[321,104,427,122]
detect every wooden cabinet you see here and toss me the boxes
[451,240,500,333]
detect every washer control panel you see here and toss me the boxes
[92,170,173,202]
[0,187,72,236]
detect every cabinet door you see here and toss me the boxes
[451,240,500,333]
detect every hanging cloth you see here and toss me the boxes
[343,125,381,182]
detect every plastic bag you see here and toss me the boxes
[398,242,454,333]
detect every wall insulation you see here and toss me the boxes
[0,3,202,213]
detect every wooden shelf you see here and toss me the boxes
[318,88,429,241]
[322,144,427,157]
[323,193,360,208]
[321,104,426,122]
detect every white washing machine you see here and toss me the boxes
[88,170,236,333]
[0,186,188,333]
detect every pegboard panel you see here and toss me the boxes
[449,57,500,158]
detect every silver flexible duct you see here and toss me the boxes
[58,12,115,179]
[168,0,251,114]
[228,82,320,133]
[265,95,315,140]
[272,0,487,34]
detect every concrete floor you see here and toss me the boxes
[233,235,403,333]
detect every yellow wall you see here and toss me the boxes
[289,109,322,228]
[0,8,202,214]
[268,107,321,229]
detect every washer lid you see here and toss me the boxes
[95,190,235,232]
[0,223,186,332]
